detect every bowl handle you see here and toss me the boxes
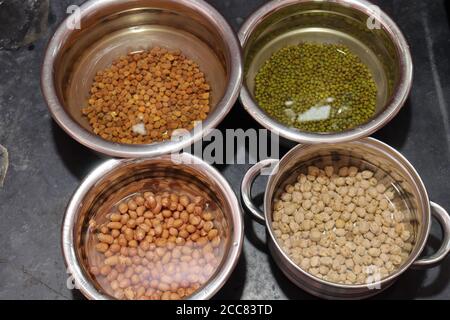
[412,202,450,269]
[241,159,279,224]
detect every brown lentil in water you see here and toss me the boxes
[82,47,211,144]
[254,43,378,133]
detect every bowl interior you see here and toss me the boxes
[72,158,236,299]
[243,1,401,133]
[54,1,230,140]
[266,141,429,286]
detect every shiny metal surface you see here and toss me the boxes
[42,0,242,158]
[62,153,244,300]
[241,138,449,299]
[241,158,279,224]
[239,0,413,144]
[412,202,450,268]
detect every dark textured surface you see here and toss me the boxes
[0,0,449,300]
[0,0,49,50]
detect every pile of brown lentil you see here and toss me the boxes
[88,189,224,300]
[272,165,415,285]
[81,47,211,144]
[254,43,378,133]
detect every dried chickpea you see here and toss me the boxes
[272,166,415,285]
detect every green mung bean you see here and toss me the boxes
[254,43,377,133]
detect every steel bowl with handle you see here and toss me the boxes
[241,138,450,299]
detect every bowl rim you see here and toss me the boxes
[263,137,431,290]
[238,0,413,144]
[61,153,244,300]
[41,0,243,158]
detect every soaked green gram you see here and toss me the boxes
[254,43,377,133]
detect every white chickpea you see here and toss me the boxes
[311,256,320,268]
[347,272,357,282]
[281,192,292,202]
[289,221,300,233]
[343,195,352,205]
[360,180,370,190]
[358,221,370,233]
[320,256,333,267]
[311,204,321,214]
[298,239,309,248]
[280,223,290,234]
[380,253,389,263]
[401,230,411,242]
[379,199,388,210]
[319,265,330,275]
[314,247,325,257]
[368,247,381,257]
[324,166,334,177]
[272,166,414,285]
[376,184,386,193]
[362,238,371,249]
[353,254,363,265]
[334,228,346,237]
[336,177,346,186]
[293,212,303,224]
[370,222,381,235]
[391,255,402,266]
[385,190,395,200]
[403,242,413,252]
[329,272,340,283]
[334,236,345,246]
[355,207,366,218]
[310,230,322,242]
[300,258,311,269]
[331,211,341,220]
[302,199,312,210]
[285,185,295,193]
[348,167,358,177]
[369,178,378,186]
[292,191,303,203]
[356,246,366,256]
[347,204,358,216]
[316,223,325,232]
[284,203,297,215]
[362,170,374,179]
[345,259,354,269]
[310,268,320,277]
[324,220,335,231]
[371,237,382,248]
[302,220,312,231]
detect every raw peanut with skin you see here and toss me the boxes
[88,188,224,300]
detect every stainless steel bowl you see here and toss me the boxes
[62,153,243,300]
[239,0,413,144]
[42,0,242,158]
[241,138,450,299]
